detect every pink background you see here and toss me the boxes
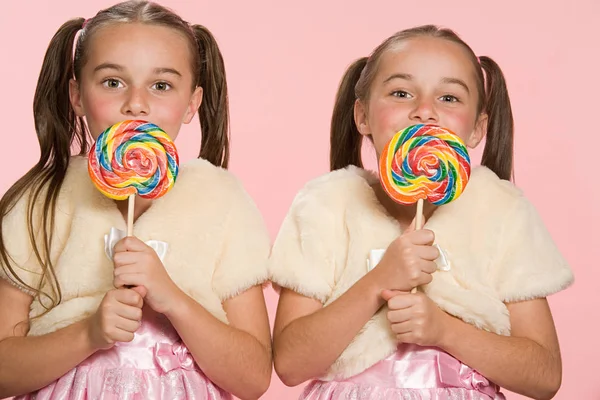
[1,0,598,399]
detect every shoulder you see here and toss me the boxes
[176,158,251,199]
[454,166,526,216]
[170,159,263,221]
[4,156,87,222]
[289,165,377,217]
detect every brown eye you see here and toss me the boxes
[103,79,122,89]
[153,82,171,91]
[440,95,458,102]
[392,90,412,98]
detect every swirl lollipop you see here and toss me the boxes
[380,123,470,216]
[379,124,471,291]
[88,120,179,236]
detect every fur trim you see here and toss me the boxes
[269,165,573,379]
[2,156,270,335]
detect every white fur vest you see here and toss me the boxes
[1,156,270,336]
[269,166,573,380]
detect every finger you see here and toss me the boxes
[114,264,142,277]
[403,216,417,234]
[404,210,428,232]
[114,274,145,290]
[416,260,438,275]
[113,236,149,254]
[381,289,404,301]
[396,332,416,344]
[113,253,140,269]
[111,329,135,343]
[415,245,440,262]
[132,285,148,299]
[413,270,435,286]
[391,321,413,335]
[386,292,415,310]
[113,288,143,307]
[386,308,413,324]
[115,303,144,321]
[405,229,435,246]
[115,316,142,333]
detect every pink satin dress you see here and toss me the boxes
[16,306,231,400]
[301,344,505,400]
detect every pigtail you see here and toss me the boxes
[479,56,514,181]
[0,18,86,311]
[329,57,368,171]
[192,25,230,169]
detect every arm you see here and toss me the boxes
[112,237,272,400]
[434,196,570,399]
[164,285,272,400]
[0,280,94,397]
[440,298,561,400]
[272,223,438,387]
[384,290,562,400]
[272,271,387,387]
[0,279,144,398]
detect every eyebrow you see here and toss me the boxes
[383,73,413,83]
[384,73,470,94]
[441,77,470,94]
[93,63,124,73]
[153,67,182,77]
[93,63,182,77]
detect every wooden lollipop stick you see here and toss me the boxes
[379,125,471,297]
[411,198,425,294]
[415,198,424,230]
[127,195,135,237]
[124,195,136,289]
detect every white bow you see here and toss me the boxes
[367,244,451,272]
[104,227,169,262]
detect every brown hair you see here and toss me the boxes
[0,0,230,313]
[330,25,514,181]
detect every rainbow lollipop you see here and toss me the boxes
[380,123,470,210]
[88,120,179,235]
[379,124,471,291]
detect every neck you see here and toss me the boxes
[371,183,437,229]
[114,195,153,224]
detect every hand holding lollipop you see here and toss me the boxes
[378,124,471,292]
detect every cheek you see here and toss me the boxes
[368,101,410,154]
[155,101,189,121]
[150,99,193,139]
[84,97,113,120]
[82,96,119,136]
[439,109,477,143]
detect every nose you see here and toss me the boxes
[408,97,438,124]
[121,87,149,117]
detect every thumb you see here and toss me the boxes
[381,289,404,301]
[404,212,427,234]
[404,216,417,234]
[132,285,148,300]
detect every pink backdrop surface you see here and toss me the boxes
[0,1,598,399]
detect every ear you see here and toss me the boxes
[467,112,487,148]
[69,79,85,117]
[183,86,203,124]
[353,99,371,136]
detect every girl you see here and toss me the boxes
[270,25,573,400]
[0,2,272,399]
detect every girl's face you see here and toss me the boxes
[70,23,203,140]
[355,36,487,157]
